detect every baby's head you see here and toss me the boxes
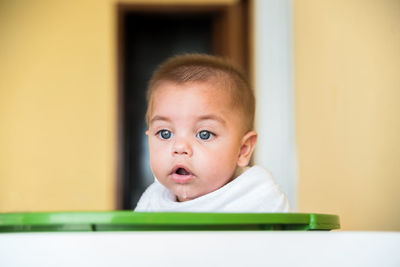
[145,54,257,202]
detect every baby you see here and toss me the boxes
[135,54,290,212]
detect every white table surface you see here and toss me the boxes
[1,231,399,267]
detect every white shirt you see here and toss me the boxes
[134,165,291,213]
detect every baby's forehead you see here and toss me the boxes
[156,75,234,93]
[152,80,236,106]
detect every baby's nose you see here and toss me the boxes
[172,138,193,157]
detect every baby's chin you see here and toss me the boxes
[172,183,227,202]
[172,185,203,202]
[168,173,236,202]
[174,188,197,202]
[176,195,193,202]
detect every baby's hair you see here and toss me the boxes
[146,53,255,132]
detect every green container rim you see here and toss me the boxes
[0,211,340,232]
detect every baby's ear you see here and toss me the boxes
[145,130,149,136]
[237,131,258,167]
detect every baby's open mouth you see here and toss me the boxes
[171,166,194,184]
[176,167,190,175]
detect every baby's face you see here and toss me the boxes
[147,81,248,202]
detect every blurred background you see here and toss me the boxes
[0,0,399,231]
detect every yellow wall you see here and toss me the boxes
[0,0,238,212]
[0,1,117,211]
[295,0,400,230]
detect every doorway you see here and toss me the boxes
[117,1,251,209]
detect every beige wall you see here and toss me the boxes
[0,1,117,211]
[0,0,238,212]
[295,0,400,230]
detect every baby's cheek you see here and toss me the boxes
[149,150,166,177]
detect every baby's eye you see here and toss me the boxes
[157,130,173,140]
[196,130,215,141]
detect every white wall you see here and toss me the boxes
[253,0,297,208]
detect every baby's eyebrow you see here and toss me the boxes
[150,115,170,124]
[150,114,226,125]
[198,115,226,124]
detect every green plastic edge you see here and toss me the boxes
[308,213,341,230]
[0,211,340,232]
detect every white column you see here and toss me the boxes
[253,0,297,209]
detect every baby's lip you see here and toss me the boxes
[171,164,193,175]
[171,165,195,184]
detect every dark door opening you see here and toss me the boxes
[117,2,250,209]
